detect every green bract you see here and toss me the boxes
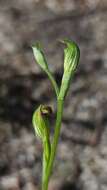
[58,39,80,100]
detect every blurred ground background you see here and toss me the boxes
[0,0,107,190]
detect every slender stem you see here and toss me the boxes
[42,149,46,190]
[42,99,64,190]
[46,70,59,98]
[42,150,49,190]
[42,136,51,190]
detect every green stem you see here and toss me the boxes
[42,99,64,190]
[42,149,47,190]
[42,138,51,190]
[46,70,59,98]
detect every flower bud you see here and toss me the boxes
[58,39,80,99]
[32,105,52,163]
[32,43,49,72]
[32,105,52,141]
[32,43,59,97]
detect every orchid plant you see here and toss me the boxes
[32,39,80,190]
